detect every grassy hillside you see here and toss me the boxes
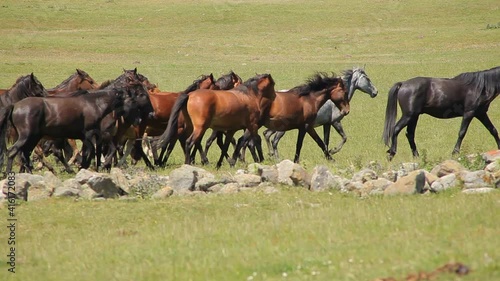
[0,1,499,280]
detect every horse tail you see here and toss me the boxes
[157,92,189,149]
[0,105,14,169]
[382,82,402,147]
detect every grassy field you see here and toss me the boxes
[0,0,499,280]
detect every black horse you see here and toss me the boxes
[383,66,500,160]
[0,81,151,174]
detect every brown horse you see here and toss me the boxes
[0,74,48,168]
[118,74,216,168]
[157,73,276,169]
[0,81,151,174]
[33,69,100,173]
[263,73,349,163]
[46,69,99,95]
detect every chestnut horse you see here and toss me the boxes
[115,73,216,168]
[383,66,500,160]
[157,73,276,169]
[263,73,349,163]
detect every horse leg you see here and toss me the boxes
[387,114,412,160]
[216,130,236,169]
[453,111,475,155]
[204,130,218,155]
[329,121,347,154]
[475,111,500,149]
[405,116,420,158]
[293,128,307,163]
[263,129,276,157]
[52,141,74,174]
[323,124,331,152]
[307,126,332,160]
[271,131,286,160]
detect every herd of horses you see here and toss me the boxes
[0,65,498,175]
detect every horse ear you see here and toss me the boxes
[133,68,138,74]
[30,73,36,81]
[76,69,84,76]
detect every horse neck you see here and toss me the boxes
[94,91,121,117]
[342,75,356,102]
[47,75,77,94]
[309,89,333,111]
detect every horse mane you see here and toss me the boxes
[291,72,340,96]
[215,71,242,90]
[46,89,89,98]
[234,74,267,95]
[48,72,79,91]
[452,66,500,96]
[99,80,113,89]
[183,74,212,94]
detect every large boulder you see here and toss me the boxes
[276,160,310,187]
[310,165,345,191]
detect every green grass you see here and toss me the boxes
[2,190,500,281]
[1,0,500,280]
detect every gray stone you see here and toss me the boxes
[460,170,493,189]
[87,175,127,198]
[79,183,98,199]
[235,174,262,187]
[194,175,219,192]
[352,168,378,183]
[43,171,63,191]
[482,150,500,164]
[75,169,97,184]
[430,173,458,192]
[381,170,398,182]
[110,168,131,194]
[384,170,426,196]
[151,187,174,199]
[485,161,500,173]
[462,187,496,194]
[310,165,342,191]
[260,166,279,183]
[361,178,393,196]
[430,160,466,177]
[54,179,82,197]
[168,165,213,192]
[27,181,53,201]
[218,183,240,194]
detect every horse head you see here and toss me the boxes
[330,77,350,116]
[27,73,49,98]
[346,67,378,99]
[75,69,99,90]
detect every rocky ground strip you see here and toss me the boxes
[2,151,500,202]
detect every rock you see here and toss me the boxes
[361,178,393,196]
[342,181,364,193]
[310,165,343,191]
[459,170,493,189]
[352,168,378,183]
[431,160,466,177]
[485,161,500,173]
[235,174,262,187]
[168,165,213,192]
[384,170,426,196]
[277,160,310,187]
[462,187,496,194]
[27,181,52,201]
[87,174,127,198]
[54,179,82,197]
[75,169,97,184]
[151,187,174,199]
[194,175,220,192]
[381,170,398,182]
[42,171,62,191]
[217,183,240,194]
[430,173,458,192]
[79,183,98,199]
[110,168,131,194]
[482,150,500,164]
[2,173,44,201]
